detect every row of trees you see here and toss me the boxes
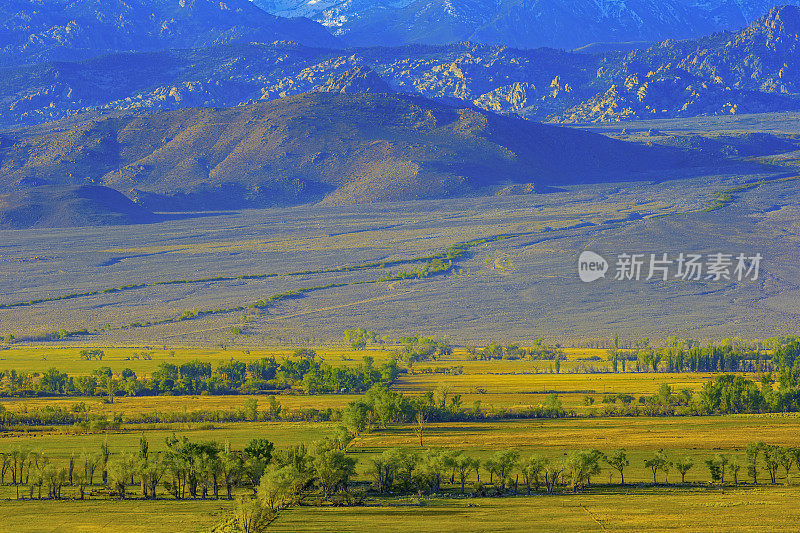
[0,350,401,399]
[6,372,800,431]
[0,431,355,504]
[466,340,564,361]
[4,438,798,504]
[341,385,567,442]
[218,438,800,532]
[455,335,800,374]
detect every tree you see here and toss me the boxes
[544,460,563,494]
[567,450,602,491]
[674,457,694,483]
[73,469,88,500]
[0,452,10,485]
[789,448,800,480]
[762,444,780,484]
[108,453,136,499]
[705,458,722,484]
[39,368,68,394]
[81,451,100,488]
[604,449,629,485]
[243,439,274,494]
[455,453,479,494]
[414,408,426,448]
[221,443,244,500]
[644,450,671,484]
[343,400,371,437]
[313,450,356,498]
[777,447,793,481]
[368,453,393,495]
[746,442,763,484]
[100,439,110,485]
[344,329,377,351]
[258,465,305,513]
[266,396,282,420]
[488,450,520,491]
[418,448,449,494]
[730,462,741,485]
[234,496,273,533]
[244,398,259,422]
[142,453,165,499]
[520,456,546,494]
[102,375,120,404]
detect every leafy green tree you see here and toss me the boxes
[604,449,629,484]
[368,453,392,495]
[108,453,136,499]
[243,439,274,493]
[674,457,694,483]
[343,400,371,436]
[221,442,245,500]
[141,453,165,499]
[644,450,671,484]
[746,441,763,484]
[762,444,780,484]
[777,447,793,481]
[705,458,722,483]
[313,450,356,498]
[233,496,273,533]
[244,398,259,422]
[454,453,480,494]
[543,460,564,494]
[344,329,377,350]
[519,456,547,493]
[730,462,741,484]
[567,450,603,491]
[266,396,282,420]
[258,464,304,513]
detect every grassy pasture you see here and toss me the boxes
[0,393,357,416]
[0,422,339,458]
[270,487,800,533]
[3,486,800,533]
[0,346,399,376]
[2,343,800,531]
[0,499,233,533]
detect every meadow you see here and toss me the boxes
[2,343,800,532]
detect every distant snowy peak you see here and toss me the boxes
[253,0,800,48]
[253,0,415,26]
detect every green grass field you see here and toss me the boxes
[3,486,799,533]
[3,342,800,531]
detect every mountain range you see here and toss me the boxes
[253,0,800,49]
[3,5,799,128]
[2,1,800,225]
[0,0,339,67]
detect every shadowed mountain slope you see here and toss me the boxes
[0,185,156,229]
[0,92,728,212]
